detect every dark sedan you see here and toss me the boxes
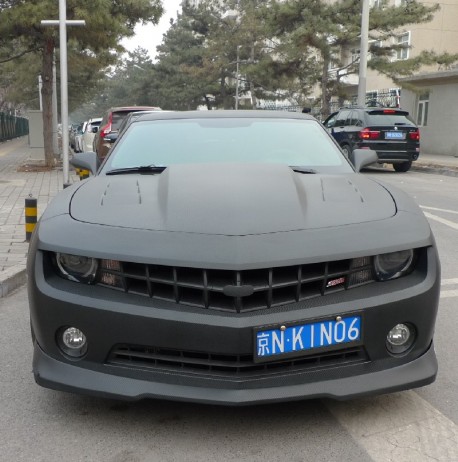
[28,111,440,405]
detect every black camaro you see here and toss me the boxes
[27,111,440,405]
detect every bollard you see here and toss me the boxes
[25,195,37,242]
[80,169,90,180]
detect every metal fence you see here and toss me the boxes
[259,88,402,120]
[0,113,29,142]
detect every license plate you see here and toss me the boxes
[254,315,362,362]
[385,131,405,139]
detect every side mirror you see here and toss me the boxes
[70,152,100,175]
[349,149,378,172]
[92,126,99,133]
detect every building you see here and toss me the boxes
[400,69,458,156]
[340,0,458,105]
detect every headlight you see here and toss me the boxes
[56,253,98,283]
[374,250,414,281]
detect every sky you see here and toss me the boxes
[121,0,183,60]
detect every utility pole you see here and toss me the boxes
[41,1,85,188]
[38,76,43,111]
[52,51,59,156]
[235,45,241,110]
[357,0,370,107]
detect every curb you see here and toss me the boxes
[0,266,27,298]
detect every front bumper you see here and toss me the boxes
[29,245,440,404]
[33,341,437,405]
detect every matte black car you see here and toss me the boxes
[28,111,440,405]
[323,107,420,172]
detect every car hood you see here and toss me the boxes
[69,163,396,235]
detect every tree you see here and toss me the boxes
[263,0,458,117]
[0,0,163,166]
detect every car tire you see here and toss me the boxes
[393,161,412,172]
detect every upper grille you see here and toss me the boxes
[97,257,374,313]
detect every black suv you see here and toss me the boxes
[323,107,420,172]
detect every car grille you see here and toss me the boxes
[98,257,374,313]
[107,344,369,377]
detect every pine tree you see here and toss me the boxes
[0,0,163,166]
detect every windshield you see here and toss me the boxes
[101,118,353,174]
[367,114,416,125]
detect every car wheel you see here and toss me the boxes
[341,144,352,158]
[393,161,412,172]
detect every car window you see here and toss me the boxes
[349,111,364,127]
[366,114,416,125]
[112,112,136,130]
[335,110,351,126]
[86,121,101,133]
[103,118,354,173]
[323,113,337,128]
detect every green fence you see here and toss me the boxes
[0,112,29,142]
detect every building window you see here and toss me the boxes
[395,32,410,60]
[417,92,429,126]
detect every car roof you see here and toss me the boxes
[107,106,162,113]
[133,110,316,122]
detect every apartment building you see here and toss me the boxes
[340,0,458,100]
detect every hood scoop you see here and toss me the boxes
[70,163,395,235]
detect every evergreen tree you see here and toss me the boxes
[265,0,458,117]
[0,0,163,166]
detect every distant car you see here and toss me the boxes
[100,109,169,153]
[80,117,102,153]
[323,107,420,172]
[68,123,81,150]
[93,106,161,161]
[71,123,84,153]
[28,111,440,405]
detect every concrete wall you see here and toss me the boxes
[27,110,45,161]
[402,83,458,156]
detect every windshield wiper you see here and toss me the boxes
[105,165,167,175]
[290,166,317,174]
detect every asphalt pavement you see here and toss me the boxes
[0,135,457,298]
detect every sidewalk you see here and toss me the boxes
[0,137,79,296]
[0,137,457,298]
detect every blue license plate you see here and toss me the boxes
[255,315,361,361]
[385,131,405,139]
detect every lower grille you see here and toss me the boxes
[107,344,369,377]
[97,257,374,313]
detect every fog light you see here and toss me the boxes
[386,323,415,354]
[59,327,87,358]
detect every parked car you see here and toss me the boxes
[71,123,84,153]
[80,117,102,152]
[93,106,161,161]
[28,111,440,405]
[68,123,81,150]
[100,109,170,153]
[323,107,420,172]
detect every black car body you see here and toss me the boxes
[28,111,440,405]
[324,107,420,172]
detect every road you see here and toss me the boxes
[0,168,457,462]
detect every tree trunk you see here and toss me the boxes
[41,37,55,168]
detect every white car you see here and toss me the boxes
[80,117,102,152]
